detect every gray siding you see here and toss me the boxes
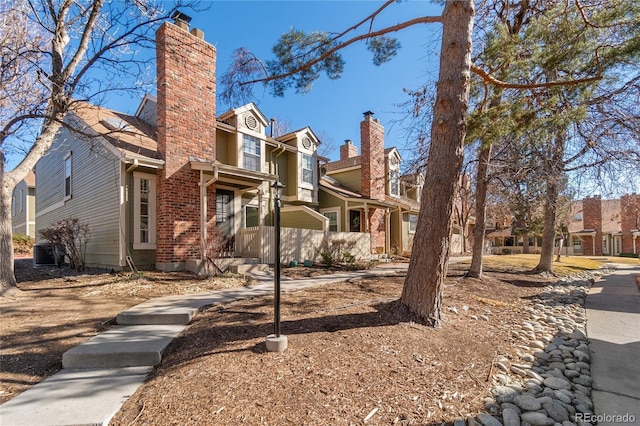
[35,126,123,269]
[11,180,31,235]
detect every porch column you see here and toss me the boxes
[258,189,263,262]
[200,171,207,251]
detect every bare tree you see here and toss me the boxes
[0,0,197,294]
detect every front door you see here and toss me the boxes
[216,189,235,252]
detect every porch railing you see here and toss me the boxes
[240,226,371,264]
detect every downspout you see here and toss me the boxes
[385,208,390,256]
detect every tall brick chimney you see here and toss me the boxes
[340,139,358,160]
[360,111,385,201]
[583,196,603,256]
[155,13,216,270]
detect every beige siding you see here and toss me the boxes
[281,210,323,230]
[216,131,232,165]
[328,169,361,193]
[35,126,123,269]
[243,226,371,264]
[11,180,31,235]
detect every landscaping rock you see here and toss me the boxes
[543,377,572,390]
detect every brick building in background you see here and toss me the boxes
[569,194,640,256]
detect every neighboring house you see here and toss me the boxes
[11,170,36,237]
[486,194,640,256]
[567,195,640,256]
[320,116,426,256]
[35,16,368,271]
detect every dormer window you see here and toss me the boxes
[243,134,261,171]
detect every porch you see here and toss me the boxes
[240,226,372,265]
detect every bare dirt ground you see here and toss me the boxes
[1,259,563,424]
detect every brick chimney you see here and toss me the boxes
[583,196,603,256]
[340,139,358,160]
[155,13,216,270]
[360,111,385,201]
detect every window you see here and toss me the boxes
[322,210,339,232]
[390,169,400,197]
[64,153,72,199]
[133,172,156,249]
[243,134,261,171]
[409,214,418,233]
[245,205,259,227]
[216,192,230,223]
[302,154,314,185]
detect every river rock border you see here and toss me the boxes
[457,268,612,426]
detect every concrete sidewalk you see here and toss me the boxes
[0,263,410,426]
[586,264,640,426]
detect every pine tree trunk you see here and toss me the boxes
[468,143,491,278]
[400,1,475,326]
[534,132,565,274]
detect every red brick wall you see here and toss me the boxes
[368,208,386,253]
[582,196,602,256]
[155,22,216,269]
[360,114,385,201]
[621,194,640,254]
[339,140,358,160]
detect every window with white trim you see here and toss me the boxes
[64,153,72,199]
[409,214,418,233]
[302,154,314,185]
[133,172,156,249]
[243,134,261,171]
[390,169,400,197]
[245,205,259,227]
[322,210,339,232]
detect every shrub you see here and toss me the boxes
[619,253,639,259]
[200,227,231,276]
[502,248,512,255]
[12,233,34,255]
[39,218,90,271]
[320,238,358,267]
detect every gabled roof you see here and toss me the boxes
[218,102,269,127]
[70,101,163,166]
[276,126,322,146]
[319,176,395,208]
[326,146,399,172]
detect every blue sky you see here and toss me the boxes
[120,0,443,162]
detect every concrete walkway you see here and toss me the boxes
[0,263,410,426]
[586,264,640,426]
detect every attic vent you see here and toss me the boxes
[101,117,136,133]
[302,137,312,149]
[244,115,258,130]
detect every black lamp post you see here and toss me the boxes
[266,179,287,352]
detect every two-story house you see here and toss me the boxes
[35,16,333,272]
[11,170,36,237]
[319,114,424,256]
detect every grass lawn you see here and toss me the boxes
[479,253,637,275]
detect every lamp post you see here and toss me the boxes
[266,179,287,352]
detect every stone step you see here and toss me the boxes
[62,325,186,369]
[117,301,199,325]
[229,263,269,274]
